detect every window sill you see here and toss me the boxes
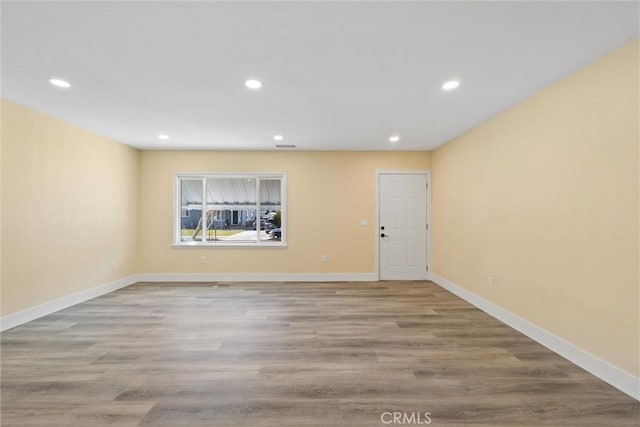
[172,242,287,249]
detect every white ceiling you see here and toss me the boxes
[2,1,638,151]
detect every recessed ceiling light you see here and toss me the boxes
[245,79,262,89]
[158,134,169,140]
[273,135,284,141]
[48,78,72,88]
[389,135,400,143]
[442,80,460,90]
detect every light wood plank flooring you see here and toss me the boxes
[2,281,638,426]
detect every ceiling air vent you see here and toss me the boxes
[275,144,296,149]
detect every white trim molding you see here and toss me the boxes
[137,272,377,283]
[1,275,141,332]
[430,272,640,401]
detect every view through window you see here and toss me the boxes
[175,174,285,246]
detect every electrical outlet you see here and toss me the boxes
[322,254,329,263]
[488,276,494,290]
[200,256,207,264]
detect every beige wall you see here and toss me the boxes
[138,151,431,274]
[1,100,140,316]
[432,40,639,376]
[0,101,3,315]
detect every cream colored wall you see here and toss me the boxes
[138,151,431,274]
[1,100,140,316]
[0,101,3,315]
[432,40,639,376]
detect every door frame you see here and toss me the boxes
[375,170,431,281]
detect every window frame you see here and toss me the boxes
[173,172,287,248]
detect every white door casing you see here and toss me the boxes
[378,173,428,280]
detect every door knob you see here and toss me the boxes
[381,233,388,238]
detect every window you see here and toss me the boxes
[175,173,286,246]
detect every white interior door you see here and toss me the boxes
[379,173,428,280]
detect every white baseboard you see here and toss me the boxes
[137,272,377,283]
[0,274,140,332]
[430,272,640,401]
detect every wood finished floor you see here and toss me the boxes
[1,281,638,426]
